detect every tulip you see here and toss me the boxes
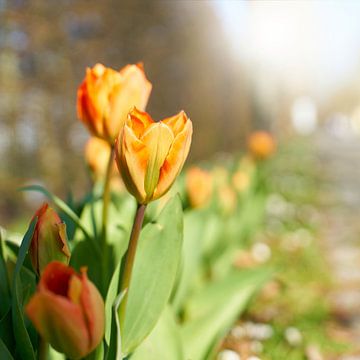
[85,137,118,179]
[29,203,70,276]
[77,63,152,144]
[232,170,250,193]
[186,166,213,208]
[115,107,193,204]
[247,131,276,160]
[26,262,105,360]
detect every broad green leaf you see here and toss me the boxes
[182,268,272,360]
[171,210,205,312]
[11,218,37,360]
[130,307,184,360]
[0,338,13,360]
[121,196,183,355]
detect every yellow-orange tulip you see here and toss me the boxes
[247,131,276,160]
[232,170,250,193]
[115,107,192,204]
[186,167,213,208]
[77,63,152,144]
[26,262,105,359]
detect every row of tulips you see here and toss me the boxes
[0,61,276,360]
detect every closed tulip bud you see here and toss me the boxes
[247,131,276,160]
[29,203,70,276]
[26,262,105,360]
[115,107,192,204]
[77,63,152,144]
[186,166,213,208]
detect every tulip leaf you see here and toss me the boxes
[19,185,96,249]
[171,209,206,312]
[130,306,184,360]
[0,338,13,360]
[105,290,126,360]
[121,195,183,355]
[0,229,11,319]
[0,310,14,357]
[182,268,272,360]
[11,218,37,360]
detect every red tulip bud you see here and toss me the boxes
[29,203,71,275]
[26,261,105,359]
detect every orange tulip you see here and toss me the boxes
[186,167,213,208]
[115,107,192,204]
[85,137,114,179]
[26,262,105,360]
[247,131,276,160]
[29,203,70,276]
[77,63,152,144]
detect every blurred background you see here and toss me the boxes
[1,0,360,223]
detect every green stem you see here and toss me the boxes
[38,337,48,360]
[101,145,115,294]
[118,203,147,332]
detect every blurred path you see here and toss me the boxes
[315,131,360,356]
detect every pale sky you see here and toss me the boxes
[212,0,360,99]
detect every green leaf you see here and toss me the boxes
[0,229,11,318]
[130,307,184,360]
[0,338,14,360]
[104,263,121,344]
[71,197,135,293]
[106,290,126,360]
[182,268,272,360]
[11,218,37,360]
[19,185,95,248]
[121,195,183,355]
[171,210,206,312]
[0,310,14,356]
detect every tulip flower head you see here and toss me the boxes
[29,203,70,276]
[247,131,276,160]
[26,262,105,360]
[115,108,192,204]
[186,166,213,208]
[77,63,152,144]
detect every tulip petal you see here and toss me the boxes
[162,110,187,136]
[26,291,89,360]
[128,108,154,138]
[154,117,192,200]
[105,65,152,140]
[79,268,105,352]
[116,123,148,202]
[141,122,174,200]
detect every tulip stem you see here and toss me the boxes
[101,145,115,294]
[118,203,147,331]
[38,337,48,360]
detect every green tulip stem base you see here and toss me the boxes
[101,145,115,294]
[38,337,48,360]
[118,203,147,331]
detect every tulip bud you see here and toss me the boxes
[115,107,193,204]
[247,131,276,160]
[77,63,152,144]
[186,166,213,208]
[26,261,105,360]
[29,203,70,276]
